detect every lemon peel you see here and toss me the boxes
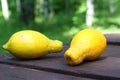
[3,30,63,59]
[64,28,107,65]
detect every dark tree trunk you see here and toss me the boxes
[43,0,48,20]
[65,0,69,16]
[21,0,35,25]
[49,0,54,19]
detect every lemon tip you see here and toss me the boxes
[2,44,8,50]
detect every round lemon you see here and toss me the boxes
[64,28,107,65]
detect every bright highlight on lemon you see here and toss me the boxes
[3,30,63,59]
[64,28,107,65]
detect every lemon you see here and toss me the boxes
[64,28,107,65]
[3,30,63,59]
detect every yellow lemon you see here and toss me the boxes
[3,30,63,59]
[64,28,107,65]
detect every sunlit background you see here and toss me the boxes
[0,0,120,52]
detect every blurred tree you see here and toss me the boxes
[43,0,48,20]
[1,0,9,21]
[109,0,114,17]
[65,0,69,16]
[21,0,35,25]
[16,0,21,13]
[86,0,94,27]
[49,0,54,19]
[35,0,43,17]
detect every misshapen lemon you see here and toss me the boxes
[3,30,63,59]
[64,28,107,65]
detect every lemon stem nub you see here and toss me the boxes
[64,47,86,66]
[48,40,63,53]
[2,44,7,50]
[64,54,73,65]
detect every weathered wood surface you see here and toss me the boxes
[0,34,120,80]
[0,63,92,80]
[105,33,120,45]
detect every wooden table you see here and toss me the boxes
[0,34,120,80]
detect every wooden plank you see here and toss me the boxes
[105,34,120,45]
[0,44,120,80]
[0,55,120,80]
[103,45,120,57]
[0,63,91,80]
